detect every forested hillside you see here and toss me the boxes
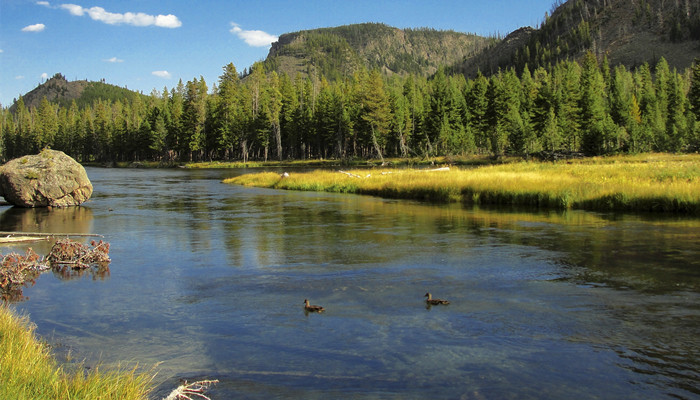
[2,54,699,164]
[261,23,495,80]
[9,73,145,112]
[2,1,700,164]
[458,0,700,77]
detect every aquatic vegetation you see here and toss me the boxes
[1,239,111,302]
[224,154,700,214]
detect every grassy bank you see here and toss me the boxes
[0,305,153,400]
[224,154,700,214]
[185,155,512,169]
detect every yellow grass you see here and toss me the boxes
[224,154,700,214]
[0,305,154,400]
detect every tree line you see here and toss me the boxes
[1,52,700,164]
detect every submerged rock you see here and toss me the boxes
[0,149,93,207]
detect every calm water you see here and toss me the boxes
[2,167,699,399]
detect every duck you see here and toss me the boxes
[303,299,325,313]
[424,292,450,305]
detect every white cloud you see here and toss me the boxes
[37,1,51,7]
[22,23,46,32]
[152,70,171,79]
[230,23,278,47]
[15,75,25,80]
[40,73,49,80]
[0,49,3,53]
[60,3,83,15]
[104,57,124,63]
[59,4,181,28]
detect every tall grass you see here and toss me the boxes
[0,305,154,400]
[224,154,700,214]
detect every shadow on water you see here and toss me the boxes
[5,167,700,399]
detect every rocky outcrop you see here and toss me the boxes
[0,149,92,208]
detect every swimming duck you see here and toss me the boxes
[303,299,325,313]
[424,292,450,305]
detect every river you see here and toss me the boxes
[2,167,699,399]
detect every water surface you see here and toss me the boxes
[2,167,699,399]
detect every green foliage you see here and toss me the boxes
[2,52,699,163]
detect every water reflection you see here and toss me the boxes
[7,168,700,399]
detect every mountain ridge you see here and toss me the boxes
[9,0,700,111]
[456,0,700,77]
[9,73,146,113]
[261,22,496,79]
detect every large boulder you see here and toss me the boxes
[0,149,92,207]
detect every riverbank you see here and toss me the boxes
[223,153,700,214]
[0,305,153,400]
[184,155,514,169]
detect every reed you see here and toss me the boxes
[0,305,154,400]
[223,154,700,214]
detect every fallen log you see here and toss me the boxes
[338,170,363,178]
[0,231,104,238]
[0,236,46,244]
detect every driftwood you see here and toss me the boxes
[0,236,46,244]
[338,170,363,178]
[0,231,104,238]
[163,379,219,400]
[0,232,104,244]
[339,166,449,179]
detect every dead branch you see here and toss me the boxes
[424,167,450,172]
[1,238,111,301]
[338,170,363,178]
[163,379,219,400]
[47,239,110,269]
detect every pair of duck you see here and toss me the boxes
[303,292,449,313]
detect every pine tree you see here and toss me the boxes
[666,70,688,151]
[360,69,392,162]
[579,51,607,155]
[466,72,489,152]
[36,97,58,150]
[182,77,208,161]
[688,57,700,121]
[556,61,581,152]
[216,63,242,159]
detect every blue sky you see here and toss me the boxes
[0,0,555,107]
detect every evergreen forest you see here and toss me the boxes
[2,53,700,164]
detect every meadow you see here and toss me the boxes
[224,154,700,214]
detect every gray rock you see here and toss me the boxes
[0,149,93,207]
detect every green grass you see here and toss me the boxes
[224,153,700,214]
[0,305,154,400]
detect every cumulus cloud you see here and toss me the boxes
[36,1,50,7]
[152,70,171,79]
[104,57,124,63]
[22,23,46,32]
[59,4,182,28]
[40,73,49,80]
[230,23,278,47]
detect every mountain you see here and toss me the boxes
[10,73,144,112]
[456,0,700,77]
[260,23,496,80]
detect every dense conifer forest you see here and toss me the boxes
[1,53,700,163]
